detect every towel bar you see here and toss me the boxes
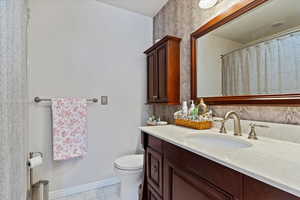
[34,97,98,103]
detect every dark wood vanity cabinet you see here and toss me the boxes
[144,36,181,104]
[141,132,300,200]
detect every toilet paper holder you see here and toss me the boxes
[28,152,48,200]
[28,152,43,161]
[28,152,43,186]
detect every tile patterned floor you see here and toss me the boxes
[56,184,120,200]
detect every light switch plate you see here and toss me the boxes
[101,96,108,105]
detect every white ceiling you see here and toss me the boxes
[212,0,300,44]
[96,0,168,17]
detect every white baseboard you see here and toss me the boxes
[49,177,120,200]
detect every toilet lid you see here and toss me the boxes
[114,154,144,170]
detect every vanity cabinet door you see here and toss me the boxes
[147,148,163,196]
[147,51,158,103]
[156,43,168,103]
[164,160,234,200]
[148,185,162,200]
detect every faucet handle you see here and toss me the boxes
[248,123,269,140]
[213,118,227,134]
[249,123,269,128]
[213,118,224,123]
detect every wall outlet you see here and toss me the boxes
[101,96,108,105]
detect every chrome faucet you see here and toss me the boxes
[224,111,242,136]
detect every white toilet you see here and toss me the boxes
[114,154,144,200]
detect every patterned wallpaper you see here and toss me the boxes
[152,0,300,125]
[0,0,28,199]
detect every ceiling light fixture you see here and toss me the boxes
[199,0,218,9]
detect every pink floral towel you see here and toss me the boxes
[52,98,88,161]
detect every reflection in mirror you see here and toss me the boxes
[197,0,300,97]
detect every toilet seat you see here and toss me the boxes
[114,154,144,171]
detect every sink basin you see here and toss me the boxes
[185,134,252,150]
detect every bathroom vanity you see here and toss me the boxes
[140,0,300,199]
[140,125,300,200]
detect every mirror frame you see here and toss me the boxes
[191,0,300,105]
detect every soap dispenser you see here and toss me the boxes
[188,100,195,116]
[189,100,195,113]
[182,101,188,117]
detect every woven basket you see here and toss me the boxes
[175,119,212,130]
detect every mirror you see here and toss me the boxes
[191,0,300,104]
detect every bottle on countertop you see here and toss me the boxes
[198,98,208,115]
[189,100,199,120]
[182,101,188,117]
[188,100,195,115]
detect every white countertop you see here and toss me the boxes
[140,125,300,197]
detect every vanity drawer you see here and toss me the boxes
[164,159,235,200]
[147,147,163,196]
[148,185,162,200]
[164,142,243,199]
[244,176,299,200]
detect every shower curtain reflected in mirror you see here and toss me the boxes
[222,32,300,96]
[0,0,28,200]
